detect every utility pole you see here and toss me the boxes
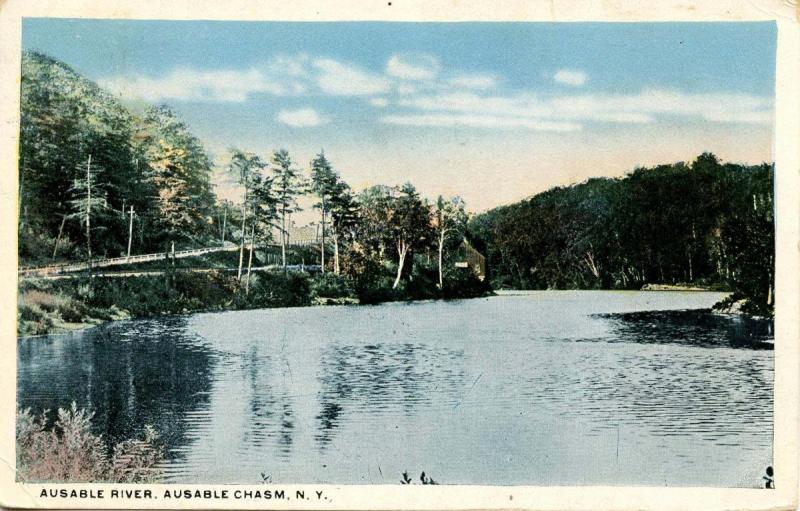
[126,206,135,260]
[221,204,227,246]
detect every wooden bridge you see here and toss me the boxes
[19,244,242,277]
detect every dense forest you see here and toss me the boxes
[18,50,775,331]
[19,51,217,264]
[17,51,488,336]
[468,154,775,315]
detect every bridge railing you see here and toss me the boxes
[15,242,322,277]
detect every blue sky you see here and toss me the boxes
[22,19,777,216]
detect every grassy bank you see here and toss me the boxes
[18,265,492,337]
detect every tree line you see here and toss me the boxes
[468,153,774,315]
[19,51,216,264]
[18,51,476,296]
[19,51,775,314]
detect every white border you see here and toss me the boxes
[0,1,797,509]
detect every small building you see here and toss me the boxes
[454,239,486,281]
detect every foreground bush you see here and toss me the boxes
[17,403,163,483]
[309,273,355,299]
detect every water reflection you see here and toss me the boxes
[17,316,216,460]
[239,345,295,459]
[596,309,774,349]
[17,293,774,486]
[517,309,774,450]
[315,342,466,449]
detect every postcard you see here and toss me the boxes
[0,0,798,510]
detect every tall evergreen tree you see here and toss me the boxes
[309,151,339,273]
[271,149,306,268]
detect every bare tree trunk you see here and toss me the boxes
[246,222,255,295]
[767,256,773,306]
[281,206,287,269]
[126,206,134,261]
[584,251,600,279]
[221,205,227,246]
[237,189,247,280]
[393,242,407,289]
[333,232,340,275]
[320,197,326,273]
[437,232,445,288]
[52,215,67,261]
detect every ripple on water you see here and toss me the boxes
[17,292,773,486]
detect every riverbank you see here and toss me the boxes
[18,268,492,337]
[640,283,715,291]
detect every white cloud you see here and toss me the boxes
[548,89,773,124]
[276,108,328,127]
[449,74,497,90]
[382,114,581,132]
[99,67,300,103]
[553,69,587,86]
[313,58,391,96]
[396,83,418,95]
[396,89,772,128]
[271,54,311,78]
[386,54,440,80]
[369,98,389,107]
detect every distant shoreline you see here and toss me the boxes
[17,285,744,340]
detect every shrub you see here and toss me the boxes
[110,425,162,483]
[18,302,46,322]
[20,289,71,313]
[309,273,355,299]
[16,403,163,483]
[246,271,312,308]
[404,261,439,300]
[58,299,88,323]
[442,267,492,299]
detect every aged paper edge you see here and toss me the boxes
[0,1,797,510]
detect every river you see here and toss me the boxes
[17,291,774,487]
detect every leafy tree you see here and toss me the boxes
[245,170,280,291]
[138,106,216,249]
[19,51,141,262]
[271,149,307,268]
[433,195,468,288]
[389,183,433,289]
[228,149,268,280]
[328,181,359,275]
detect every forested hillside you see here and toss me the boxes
[468,154,774,315]
[17,51,775,321]
[17,51,490,337]
[18,50,217,265]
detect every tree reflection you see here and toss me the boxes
[240,344,295,460]
[314,342,465,450]
[17,316,216,463]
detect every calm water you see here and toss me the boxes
[17,291,774,487]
